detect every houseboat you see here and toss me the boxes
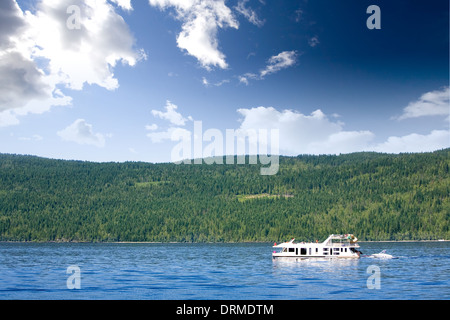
[272,234,362,259]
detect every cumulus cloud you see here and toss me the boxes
[151,100,192,126]
[0,0,143,126]
[0,0,59,122]
[0,51,51,112]
[148,0,238,70]
[0,0,26,48]
[371,130,450,153]
[144,99,449,156]
[236,106,450,155]
[237,106,374,155]
[396,87,449,120]
[0,0,73,126]
[109,0,133,11]
[28,0,144,91]
[147,101,193,143]
[57,119,109,147]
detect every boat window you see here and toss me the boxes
[300,248,307,255]
[315,248,318,253]
[288,248,295,253]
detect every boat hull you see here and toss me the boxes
[272,254,360,259]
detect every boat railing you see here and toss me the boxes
[326,242,359,247]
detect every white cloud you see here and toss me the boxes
[0,29,73,125]
[0,51,50,112]
[396,87,449,120]
[202,76,229,87]
[0,1,58,116]
[147,100,193,143]
[371,130,450,153]
[235,0,265,27]
[144,101,449,157]
[239,51,298,85]
[236,106,450,155]
[215,79,230,87]
[238,75,249,86]
[0,0,26,48]
[238,72,258,85]
[28,0,144,91]
[148,0,238,70]
[0,0,143,126]
[308,36,320,47]
[57,119,109,147]
[308,131,375,155]
[109,0,133,11]
[151,100,192,126]
[237,107,374,155]
[260,51,298,78]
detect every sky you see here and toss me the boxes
[0,0,449,163]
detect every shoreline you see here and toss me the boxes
[0,239,448,244]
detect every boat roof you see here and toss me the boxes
[273,234,358,248]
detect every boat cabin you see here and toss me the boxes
[272,234,361,259]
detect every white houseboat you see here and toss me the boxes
[272,234,362,259]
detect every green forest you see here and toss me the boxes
[0,149,448,242]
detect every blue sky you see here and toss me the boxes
[1,0,449,163]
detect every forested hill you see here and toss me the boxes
[0,150,448,242]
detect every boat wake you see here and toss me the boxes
[364,250,398,259]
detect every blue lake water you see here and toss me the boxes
[0,241,448,300]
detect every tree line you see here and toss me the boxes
[0,149,448,242]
